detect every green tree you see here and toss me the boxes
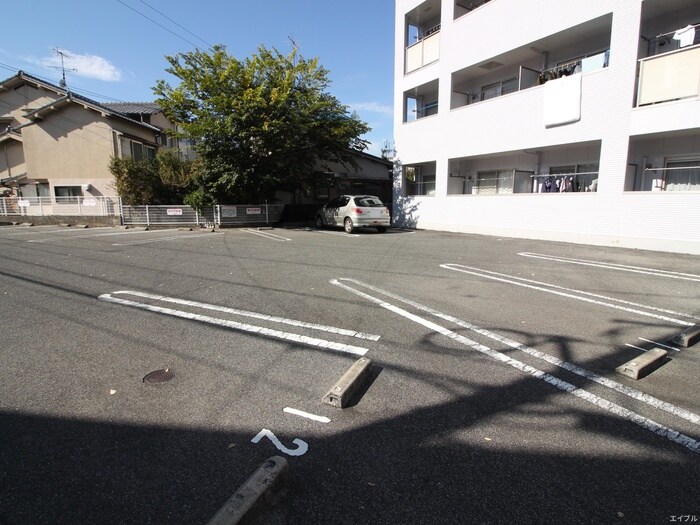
[109,157,160,205]
[153,45,370,204]
[109,149,194,205]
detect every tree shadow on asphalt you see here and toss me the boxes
[2,330,698,525]
[1,259,698,524]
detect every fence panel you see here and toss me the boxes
[0,198,285,227]
[120,205,200,226]
[216,204,285,226]
[0,196,121,217]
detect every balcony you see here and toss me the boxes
[450,14,612,110]
[404,0,441,74]
[636,44,700,106]
[406,27,441,74]
[454,0,492,20]
[403,79,439,123]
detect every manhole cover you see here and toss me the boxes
[143,368,174,384]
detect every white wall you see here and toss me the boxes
[394,0,700,254]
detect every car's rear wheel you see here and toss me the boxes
[315,215,324,229]
[376,226,387,233]
[344,217,354,234]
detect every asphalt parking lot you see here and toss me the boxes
[0,224,698,524]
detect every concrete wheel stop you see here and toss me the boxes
[322,357,373,408]
[207,455,288,525]
[671,326,700,348]
[616,348,668,380]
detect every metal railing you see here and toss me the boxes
[120,203,285,226]
[0,196,285,227]
[0,196,121,217]
[215,203,285,226]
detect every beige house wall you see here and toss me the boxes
[23,105,114,195]
[0,140,26,180]
[18,104,160,196]
[0,84,60,126]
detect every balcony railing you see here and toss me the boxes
[406,26,440,74]
[637,44,700,106]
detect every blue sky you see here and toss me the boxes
[2,1,395,156]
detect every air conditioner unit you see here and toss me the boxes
[81,184,91,191]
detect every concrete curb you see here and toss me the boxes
[322,357,372,408]
[207,455,288,525]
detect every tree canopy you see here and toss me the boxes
[153,45,370,205]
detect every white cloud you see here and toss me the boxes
[33,48,123,82]
[348,101,393,116]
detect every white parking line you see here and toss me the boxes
[441,263,696,326]
[314,229,360,238]
[330,278,700,453]
[26,229,152,243]
[242,228,291,241]
[638,338,680,352]
[7,227,80,237]
[334,277,700,427]
[519,252,700,282]
[98,291,370,356]
[106,290,380,341]
[112,232,220,246]
[283,407,331,423]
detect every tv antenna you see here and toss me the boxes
[50,49,77,89]
[288,36,300,65]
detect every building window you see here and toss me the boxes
[405,165,436,196]
[475,170,514,194]
[54,186,83,203]
[121,138,156,161]
[480,78,518,101]
[664,158,700,191]
[544,164,599,192]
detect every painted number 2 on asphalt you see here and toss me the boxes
[251,428,309,456]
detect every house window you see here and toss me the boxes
[54,186,83,203]
[132,142,144,161]
[121,139,156,160]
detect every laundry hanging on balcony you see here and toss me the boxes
[543,73,582,128]
[673,25,696,47]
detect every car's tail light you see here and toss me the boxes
[353,208,364,214]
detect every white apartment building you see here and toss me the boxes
[393,0,700,254]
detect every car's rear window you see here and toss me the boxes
[354,196,384,207]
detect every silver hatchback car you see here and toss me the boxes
[315,195,391,233]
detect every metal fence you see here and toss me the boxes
[121,204,284,226]
[120,203,285,226]
[0,196,121,217]
[0,196,285,227]
[215,204,285,226]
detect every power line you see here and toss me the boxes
[138,0,213,50]
[0,62,130,104]
[115,0,203,50]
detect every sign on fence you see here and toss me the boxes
[246,208,261,215]
[166,208,183,216]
